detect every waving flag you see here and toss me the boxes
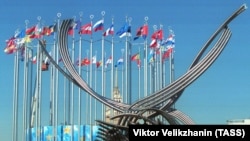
[131,53,141,68]
[42,24,56,36]
[32,55,37,64]
[4,44,16,54]
[6,37,16,46]
[75,20,81,31]
[117,58,124,65]
[4,37,16,54]
[151,29,163,40]
[15,29,26,38]
[103,24,114,36]
[81,58,91,66]
[115,58,124,67]
[147,49,155,63]
[116,23,131,38]
[92,55,97,64]
[137,59,141,68]
[150,39,159,48]
[162,47,173,61]
[131,53,140,61]
[96,60,102,68]
[93,19,104,32]
[105,56,112,68]
[68,21,79,35]
[79,23,92,34]
[26,26,36,35]
[134,25,148,40]
[28,25,42,39]
[161,34,175,46]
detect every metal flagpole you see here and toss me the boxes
[52,13,61,141]
[36,16,42,141]
[89,14,93,125]
[162,53,166,87]
[78,11,83,141]
[159,25,163,90]
[94,50,97,124]
[55,13,61,140]
[110,17,114,122]
[21,20,29,141]
[138,48,141,99]
[89,14,94,125]
[144,17,148,98]
[102,52,107,121]
[121,49,124,100]
[150,25,157,94]
[70,15,76,141]
[124,17,128,104]
[12,29,20,141]
[128,17,132,104]
[169,29,175,109]
[170,29,175,83]
[27,43,33,141]
[85,49,89,124]
[125,17,132,104]
[101,15,105,121]
[63,66,66,126]
[110,15,114,123]
[50,20,55,127]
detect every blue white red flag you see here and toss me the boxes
[103,24,114,36]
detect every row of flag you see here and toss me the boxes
[4,17,173,52]
[3,17,175,71]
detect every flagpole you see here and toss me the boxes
[26,24,34,141]
[89,13,94,125]
[162,48,165,88]
[121,48,124,103]
[144,17,148,98]
[128,17,132,104]
[101,14,105,121]
[110,16,114,123]
[124,16,128,104]
[50,19,55,126]
[156,44,159,92]
[159,24,163,90]
[27,45,33,141]
[151,25,157,94]
[70,15,76,141]
[138,48,141,99]
[169,29,175,108]
[125,17,132,104]
[36,16,43,141]
[170,29,175,83]
[55,13,61,141]
[22,20,29,141]
[78,11,83,141]
[85,49,89,124]
[55,15,60,141]
[94,50,97,125]
[63,64,68,125]
[12,30,19,141]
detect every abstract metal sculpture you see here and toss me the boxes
[39,4,247,141]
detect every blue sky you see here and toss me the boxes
[1,0,250,140]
